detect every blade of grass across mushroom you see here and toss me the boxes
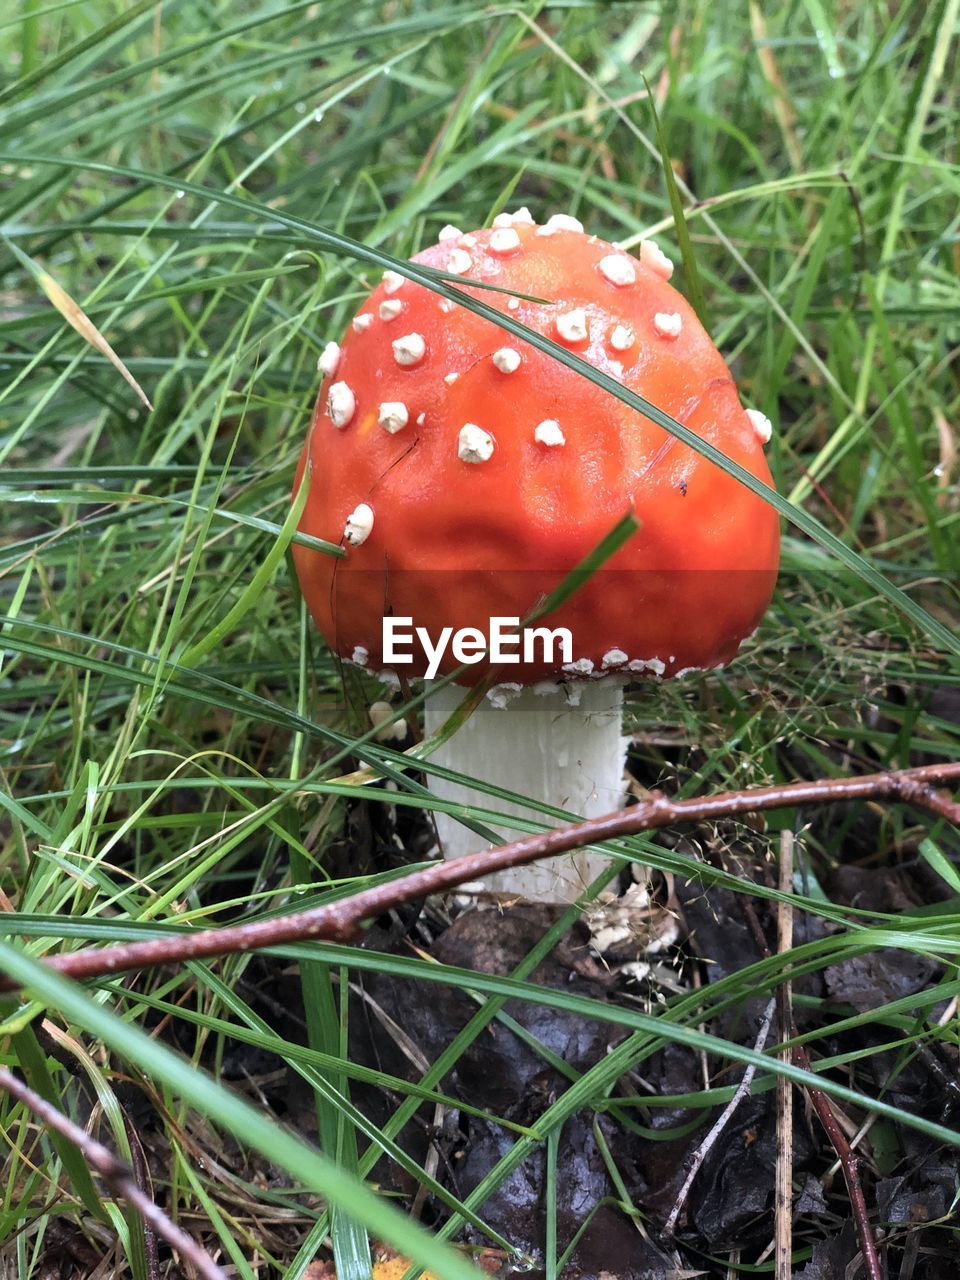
[0,943,485,1280]
[522,510,642,628]
[3,152,954,663]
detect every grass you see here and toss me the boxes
[1,1,959,1277]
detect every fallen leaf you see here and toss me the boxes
[373,1249,438,1280]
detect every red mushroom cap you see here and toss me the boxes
[292,213,780,684]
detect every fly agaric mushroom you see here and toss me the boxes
[292,212,779,901]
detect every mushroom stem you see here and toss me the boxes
[423,681,628,902]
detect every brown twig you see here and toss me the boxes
[794,1062,883,1280]
[739,853,883,1280]
[0,1066,227,1280]
[664,995,777,1237]
[124,1110,161,1280]
[0,763,957,993]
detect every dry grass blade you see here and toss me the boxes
[3,236,153,410]
[749,2,803,171]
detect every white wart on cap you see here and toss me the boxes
[446,248,472,275]
[746,408,773,443]
[653,312,682,339]
[598,254,636,287]
[458,424,495,463]
[555,308,589,343]
[318,342,340,376]
[489,227,522,255]
[327,381,355,428]
[378,402,409,434]
[344,502,374,546]
[534,419,565,448]
[537,213,584,236]
[492,347,521,373]
[392,333,426,367]
[639,239,673,280]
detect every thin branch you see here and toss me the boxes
[0,1066,227,1280]
[0,762,956,992]
[663,995,777,1237]
[794,1061,883,1280]
[739,864,884,1280]
[124,1109,161,1280]
[775,831,795,1280]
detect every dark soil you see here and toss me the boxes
[84,723,960,1280]
[298,743,960,1278]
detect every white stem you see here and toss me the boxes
[422,680,628,902]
